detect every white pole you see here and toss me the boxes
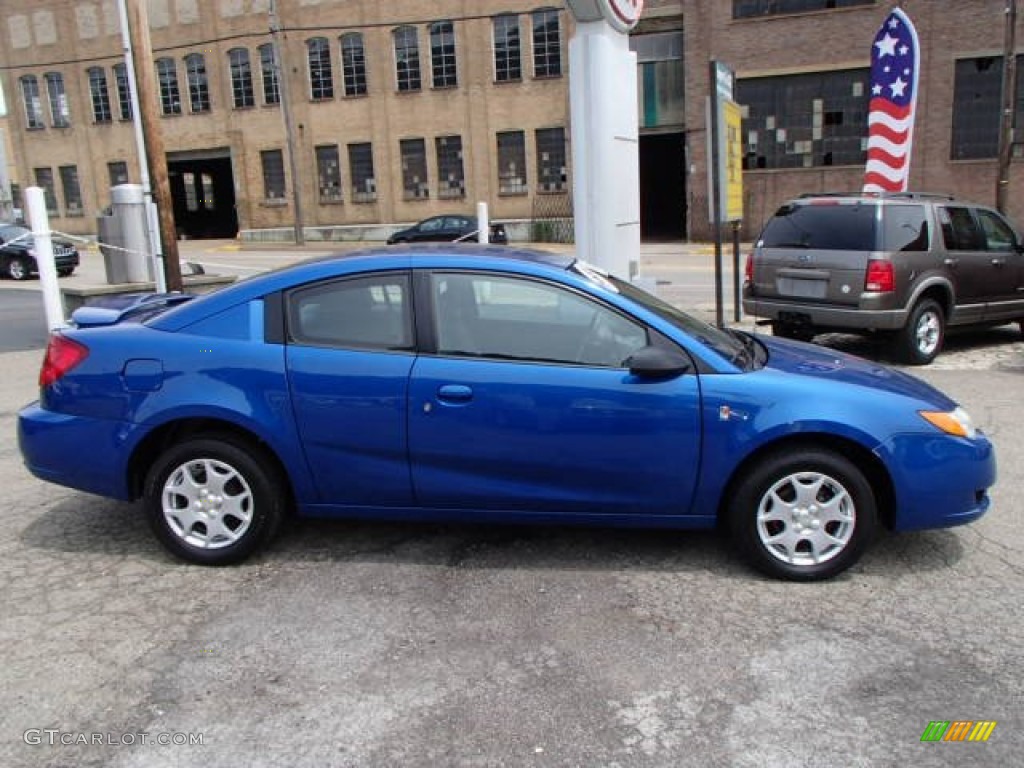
[117,0,167,292]
[476,201,489,244]
[25,187,66,331]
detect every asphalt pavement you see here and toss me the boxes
[1,239,1022,767]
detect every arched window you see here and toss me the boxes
[185,53,210,112]
[228,48,255,108]
[393,26,421,92]
[20,75,44,129]
[429,21,457,88]
[87,67,112,123]
[307,37,334,99]
[340,32,367,96]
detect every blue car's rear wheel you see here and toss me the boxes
[144,436,285,565]
[729,448,877,581]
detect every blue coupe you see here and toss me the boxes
[17,246,995,580]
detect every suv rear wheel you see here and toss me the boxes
[896,298,944,365]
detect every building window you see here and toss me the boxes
[535,127,567,192]
[20,76,44,129]
[340,32,368,96]
[497,130,527,195]
[34,168,59,214]
[400,138,429,199]
[261,150,286,200]
[185,53,211,113]
[532,9,561,78]
[349,142,376,202]
[114,63,133,120]
[737,68,869,169]
[258,44,280,105]
[430,21,457,88]
[156,58,182,115]
[733,0,874,18]
[59,165,83,217]
[951,55,1024,160]
[307,37,334,100]
[394,26,422,92]
[631,32,685,129]
[108,161,129,186]
[316,145,343,202]
[493,15,522,82]
[88,67,112,123]
[436,135,465,199]
[229,48,256,108]
[45,73,70,127]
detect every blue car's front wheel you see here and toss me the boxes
[144,435,285,565]
[729,448,878,581]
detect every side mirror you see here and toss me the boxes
[624,345,692,378]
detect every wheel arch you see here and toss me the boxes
[907,278,953,321]
[717,433,898,530]
[127,417,294,507]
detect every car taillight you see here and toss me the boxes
[865,260,894,293]
[744,252,754,285]
[40,334,89,388]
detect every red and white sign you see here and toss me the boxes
[565,0,644,34]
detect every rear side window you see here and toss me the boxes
[288,273,412,350]
[759,202,878,250]
[882,204,929,251]
[938,206,985,251]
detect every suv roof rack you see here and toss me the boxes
[795,191,957,201]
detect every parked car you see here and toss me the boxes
[387,214,508,245]
[18,245,994,580]
[0,223,80,280]
[742,192,1024,364]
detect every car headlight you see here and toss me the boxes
[919,406,977,438]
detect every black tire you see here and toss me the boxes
[896,298,944,365]
[144,435,285,565]
[770,320,815,342]
[6,255,30,281]
[728,448,877,581]
[57,267,74,277]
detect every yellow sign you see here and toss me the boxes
[723,99,744,222]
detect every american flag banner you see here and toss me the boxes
[863,8,920,193]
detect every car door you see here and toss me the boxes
[407,270,702,516]
[285,272,417,506]
[413,216,447,242]
[443,216,472,241]
[936,205,988,323]
[973,207,1024,319]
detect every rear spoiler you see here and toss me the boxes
[70,292,196,328]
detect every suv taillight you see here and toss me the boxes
[744,252,754,285]
[865,260,895,293]
[40,334,89,388]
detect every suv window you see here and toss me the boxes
[938,206,985,250]
[759,202,878,251]
[975,209,1017,251]
[881,204,929,251]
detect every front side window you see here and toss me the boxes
[493,15,521,82]
[430,21,457,88]
[497,131,527,195]
[114,63,133,120]
[532,9,561,78]
[316,144,343,202]
[975,209,1017,251]
[20,76,44,129]
[45,72,70,127]
[431,272,647,367]
[341,32,368,96]
[938,206,985,251]
[349,143,376,202]
[156,58,182,115]
[34,168,59,214]
[88,67,112,123]
[307,37,334,100]
[394,26,422,92]
[436,135,465,199]
[289,274,412,350]
[59,165,83,217]
[185,53,211,113]
[258,44,281,105]
[261,149,286,200]
[229,48,256,108]
[400,138,429,199]
[535,127,567,193]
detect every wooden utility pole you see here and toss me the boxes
[126,0,182,291]
[269,0,306,245]
[997,0,1018,213]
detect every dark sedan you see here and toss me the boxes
[0,223,79,280]
[386,215,508,245]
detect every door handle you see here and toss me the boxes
[943,258,958,267]
[436,384,474,404]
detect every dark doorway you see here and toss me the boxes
[167,153,238,239]
[639,132,686,240]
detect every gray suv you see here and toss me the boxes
[742,193,1024,364]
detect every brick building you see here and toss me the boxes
[0,1,1021,242]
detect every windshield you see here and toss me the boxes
[571,263,749,365]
